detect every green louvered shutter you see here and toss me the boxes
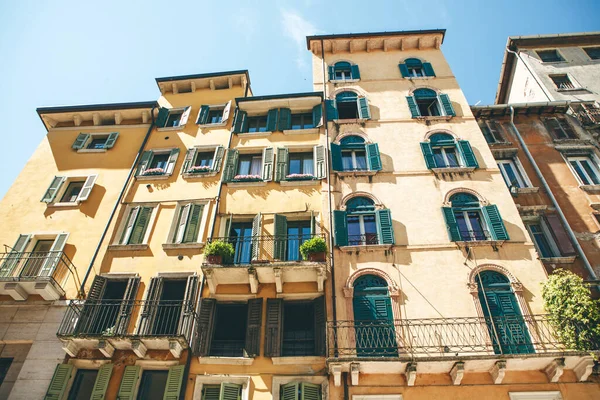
[483,205,509,241]
[333,210,348,246]
[420,142,436,169]
[330,143,343,171]
[0,234,31,277]
[314,296,326,356]
[244,298,263,357]
[442,207,461,242]
[275,147,289,182]
[72,133,90,149]
[136,151,153,176]
[376,209,395,245]
[220,383,242,400]
[358,97,371,120]
[90,363,113,400]
[44,364,73,400]
[251,213,262,260]
[203,385,221,400]
[232,110,248,133]
[163,365,185,400]
[366,143,382,171]
[312,104,323,127]
[273,214,287,261]
[117,366,140,400]
[41,176,66,203]
[212,146,225,172]
[183,204,204,243]
[156,107,169,128]
[439,94,456,116]
[457,140,478,168]
[325,100,338,121]
[197,105,210,124]
[301,383,321,400]
[327,66,335,81]
[182,148,197,175]
[104,132,119,149]
[406,96,420,118]
[222,149,239,182]
[314,145,326,179]
[351,64,360,79]
[197,298,217,356]
[39,232,69,277]
[267,108,279,132]
[278,108,292,131]
[129,207,152,245]
[398,64,409,78]
[264,298,283,357]
[262,147,274,181]
[423,62,436,77]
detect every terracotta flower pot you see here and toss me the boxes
[307,252,326,262]
[206,255,223,264]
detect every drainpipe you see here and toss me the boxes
[79,105,157,297]
[508,105,599,285]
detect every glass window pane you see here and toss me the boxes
[433,148,445,167]
[502,163,521,188]
[571,160,590,185]
[581,159,600,184]
[362,215,378,244]
[455,212,470,241]
[250,156,262,176]
[467,211,486,240]
[342,152,353,171]
[238,158,251,175]
[291,115,302,130]
[68,370,98,400]
[347,216,361,245]
[529,224,554,258]
[355,151,367,170]
[303,156,314,175]
[445,148,459,167]
[289,157,302,175]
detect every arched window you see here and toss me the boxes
[398,58,435,78]
[328,61,360,81]
[331,135,381,172]
[476,271,533,354]
[442,192,509,242]
[406,88,455,118]
[325,91,371,121]
[333,196,394,246]
[420,132,478,169]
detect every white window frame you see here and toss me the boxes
[198,103,230,127]
[158,107,189,131]
[433,145,461,167]
[509,392,562,400]
[415,95,444,117]
[165,201,210,247]
[526,219,561,258]
[408,66,424,77]
[272,376,328,400]
[455,209,488,241]
[497,158,531,188]
[566,155,600,186]
[63,359,112,400]
[113,204,158,246]
[48,175,98,207]
[187,145,220,174]
[347,213,377,245]
[341,149,367,170]
[334,69,352,80]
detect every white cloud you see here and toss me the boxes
[280,8,323,69]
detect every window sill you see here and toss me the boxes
[514,187,540,194]
[182,171,218,179]
[162,242,205,250]
[197,122,227,128]
[237,131,272,138]
[335,170,377,177]
[491,147,519,158]
[282,128,320,135]
[333,118,367,124]
[279,179,321,186]
[431,167,475,177]
[271,356,325,365]
[157,125,186,132]
[135,174,172,181]
[330,78,360,83]
[108,244,149,251]
[540,256,577,264]
[556,87,587,93]
[197,357,254,365]
[339,244,392,252]
[405,76,435,80]
[488,141,513,147]
[77,148,107,153]
[227,181,268,188]
[455,240,505,248]
[580,184,600,193]
[553,138,589,146]
[415,116,453,121]
[48,201,81,208]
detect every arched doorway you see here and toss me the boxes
[476,271,533,354]
[352,274,398,357]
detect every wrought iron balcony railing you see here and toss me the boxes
[458,229,491,242]
[57,300,198,345]
[572,103,600,126]
[0,250,78,290]
[348,234,379,246]
[327,315,597,359]
[204,233,327,265]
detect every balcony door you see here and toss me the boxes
[230,222,253,264]
[20,239,53,277]
[352,275,398,357]
[477,271,533,354]
[151,279,186,336]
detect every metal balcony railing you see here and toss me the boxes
[204,233,327,265]
[572,103,600,126]
[327,315,597,359]
[0,251,78,291]
[57,300,198,345]
[348,234,379,246]
[458,229,491,242]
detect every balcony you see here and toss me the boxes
[326,316,597,385]
[201,234,328,294]
[0,251,79,300]
[57,300,198,359]
[572,103,600,126]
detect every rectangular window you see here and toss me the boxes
[137,370,169,400]
[335,69,351,80]
[236,154,262,177]
[171,203,205,244]
[544,117,577,139]
[119,206,154,245]
[527,223,557,258]
[210,303,248,357]
[550,74,575,90]
[165,110,184,128]
[480,120,505,144]
[229,222,253,264]
[347,214,378,245]
[87,135,109,149]
[455,210,487,241]
[247,116,268,133]
[432,146,459,167]
[288,152,314,176]
[59,181,85,203]
[408,66,424,77]
[342,150,367,171]
[337,101,359,119]
[416,97,441,116]
[584,47,600,60]
[282,302,315,356]
[0,358,13,387]
[286,221,311,261]
[536,49,563,62]
[194,152,215,168]
[149,153,170,170]
[568,156,600,185]
[207,109,224,124]
[67,369,98,400]
[291,113,315,130]
[497,159,528,188]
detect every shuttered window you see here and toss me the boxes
[136,148,180,177]
[420,133,478,169]
[326,92,371,121]
[182,146,225,175]
[197,101,232,125]
[333,197,395,246]
[280,382,321,400]
[156,106,192,129]
[328,61,360,81]
[399,58,435,78]
[118,206,154,245]
[169,203,205,244]
[202,383,242,400]
[543,117,578,139]
[408,89,455,118]
[72,132,119,150]
[41,175,98,204]
[331,136,381,172]
[442,193,509,242]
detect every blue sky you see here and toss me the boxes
[0,0,599,199]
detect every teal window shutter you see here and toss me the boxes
[163,365,185,400]
[222,149,239,182]
[366,143,382,171]
[275,147,289,182]
[406,96,421,118]
[420,142,436,169]
[312,104,323,127]
[333,210,348,246]
[330,143,343,171]
[45,364,73,400]
[457,140,479,168]
[267,108,279,132]
[182,148,197,174]
[325,100,338,121]
[314,145,326,179]
[156,107,169,128]
[104,132,119,149]
[232,109,248,133]
[41,176,66,203]
[327,66,335,81]
[136,151,153,176]
[183,204,204,243]
[220,383,242,400]
[358,97,371,120]
[212,146,225,172]
[301,383,322,400]
[278,108,292,131]
[90,363,113,400]
[273,214,287,260]
[117,366,141,400]
[72,133,90,149]
[351,64,360,79]
[262,147,274,181]
[439,94,456,116]
[442,207,461,242]
[398,64,409,78]
[376,209,395,244]
[483,205,509,240]
[423,62,436,77]
[197,105,210,124]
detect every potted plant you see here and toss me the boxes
[204,240,235,264]
[143,167,165,176]
[233,174,262,182]
[285,173,315,181]
[188,165,211,174]
[299,236,327,262]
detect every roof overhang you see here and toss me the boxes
[236,92,322,113]
[155,70,250,95]
[471,101,571,118]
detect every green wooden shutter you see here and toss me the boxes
[41,176,66,203]
[120,207,139,244]
[406,96,420,118]
[178,274,200,337]
[251,213,262,260]
[72,133,90,149]
[275,147,289,182]
[183,204,204,243]
[281,382,298,400]
[314,145,326,179]
[0,234,31,277]
[398,64,409,78]
[222,149,239,183]
[273,214,287,261]
[129,207,152,245]
[423,62,435,77]
[182,148,197,174]
[115,276,140,334]
[278,108,292,131]
[77,174,98,202]
[232,109,248,133]
[442,207,461,242]
[220,383,242,400]
[212,146,225,172]
[90,363,113,400]
[203,385,221,400]
[325,100,338,121]
[156,107,169,128]
[39,232,69,277]
[136,151,153,176]
[366,143,382,171]
[104,132,119,149]
[420,142,436,169]
[312,104,323,127]
[163,365,185,400]
[267,108,279,132]
[457,140,478,168]
[87,275,108,300]
[264,298,283,357]
[174,204,191,243]
[137,276,162,335]
[117,366,141,400]
[197,298,217,356]
[262,147,274,181]
[197,105,210,124]
[165,148,180,175]
[301,383,321,400]
[333,210,348,246]
[327,66,335,81]
[439,94,456,116]
[483,205,509,240]
[330,143,343,171]
[44,364,73,400]
[245,298,263,357]
[351,64,360,79]
[358,97,371,120]
[376,209,395,245]
[314,296,326,356]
